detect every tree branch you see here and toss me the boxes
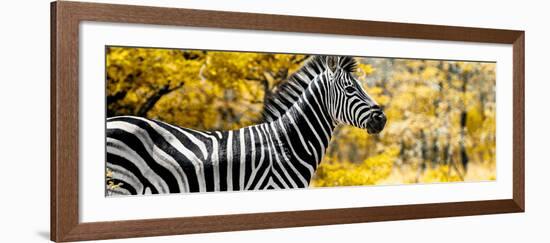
[137,81,185,117]
[107,90,128,105]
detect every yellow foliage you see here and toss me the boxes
[420,165,462,183]
[358,63,375,76]
[105,168,123,190]
[313,147,398,187]
[107,47,305,130]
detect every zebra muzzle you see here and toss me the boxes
[366,111,386,134]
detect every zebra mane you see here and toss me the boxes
[262,55,357,122]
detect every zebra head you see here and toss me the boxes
[324,56,386,134]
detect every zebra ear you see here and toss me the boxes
[326,56,339,74]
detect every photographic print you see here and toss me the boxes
[105,47,496,196]
[51,3,524,240]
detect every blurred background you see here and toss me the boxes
[106,47,496,187]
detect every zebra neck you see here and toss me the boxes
[276,80,336,168]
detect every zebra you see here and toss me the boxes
[105,55,386,195]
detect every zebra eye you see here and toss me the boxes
[345,86,355,93]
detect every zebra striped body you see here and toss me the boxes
[106,56,386,195]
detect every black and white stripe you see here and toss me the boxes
[106,56,386,195]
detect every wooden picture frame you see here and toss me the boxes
[51,1,524,242]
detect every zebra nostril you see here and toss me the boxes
[380,114,386,124]
[372,113,386,124]
[366,112,386,134]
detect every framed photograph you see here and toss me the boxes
[51,1,524,242]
